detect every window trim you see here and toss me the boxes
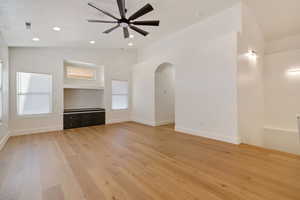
[16,72,54,117]
[111,79,129,111]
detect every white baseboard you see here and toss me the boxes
[0,133,10,151]
[131,118,156,126]
[264,126,298,134]
[175,126,241,144]
[11,126,63,136]
[262,126,300,155]
[155,120,175,126]
[106,118,130,124]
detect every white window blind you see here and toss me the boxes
[112,80,128,110]
[17,72,53,115]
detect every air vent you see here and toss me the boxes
[25,22,31,30]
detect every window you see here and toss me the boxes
[112,80,128,110]
[0,61,2,120]
[66,66,96,80]
[17,72,52,115]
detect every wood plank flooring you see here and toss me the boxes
[0,122,300,200]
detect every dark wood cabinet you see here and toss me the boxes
[64,108,105,129]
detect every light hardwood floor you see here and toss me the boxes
[0,122,300,200]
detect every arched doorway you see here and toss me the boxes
[155,63,175,127]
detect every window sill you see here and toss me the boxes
[111,109,129,111]
[15,113,58,119]
[0,122,9,129]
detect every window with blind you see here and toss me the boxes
[112,80,128,110]
[17,72,53,115]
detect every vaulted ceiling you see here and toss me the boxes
[1,0,300,48]
[0,0,239,48]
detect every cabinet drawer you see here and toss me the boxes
[64,114,80,121]
[64,121,81,129]
[82,112,104,119]
[80,112,105,126]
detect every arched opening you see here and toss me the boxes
[155,62,175,128]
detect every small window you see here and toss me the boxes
[66,66,96,80]
[17,72,53,115]
[112,80,128,110]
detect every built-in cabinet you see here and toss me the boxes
[64,108,105,129]
[63,60,106,129]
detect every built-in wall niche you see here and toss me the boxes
[64,60,104,89]
[64,88,105,109]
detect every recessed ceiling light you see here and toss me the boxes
[287,68,300,76]
[129,34,134,39]
[247,50,257,59]
[25,22,31,30]
[89,40,96,44]
[32,37,40,41]
[53,26,61,31]
[128,42,133,46]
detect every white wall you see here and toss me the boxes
[265,50,300,130]
[132,60,156,125]
[155,63,175,125]
[0,33,10,150]
[263,49,300,154]
[237,3,265,147]
[132,3,242,144]
[9,47,137,135]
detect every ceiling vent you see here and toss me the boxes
[25,22,31,30]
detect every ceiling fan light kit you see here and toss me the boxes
[87,0,160,39]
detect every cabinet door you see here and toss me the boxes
[64,114,80,129]
[93,112,105,125]
[80,112,105,127]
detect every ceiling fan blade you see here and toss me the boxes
[117,0,126,19]
[103,24,120,34]
[88,3,119,20]
[129,25,149,36]
[131,20,160,26]
[123,27,129,38]
[128,4,154,21]
[88,20,118,23]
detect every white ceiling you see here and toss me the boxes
[245,0,300,42]
[0,0,239,48]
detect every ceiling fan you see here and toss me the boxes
[87,0,160,39]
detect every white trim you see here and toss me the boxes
[106,118,130,124]
[154,120,175,126]
[264,126,298,134]
[175,126,241,144]
[15,112,57,119]
[63,84,104,90]
[0,133,9,151]
[131,118,156,126]
[11,126,63,136]
[111,108,129,111]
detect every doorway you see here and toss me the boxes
[154,63,175,128]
